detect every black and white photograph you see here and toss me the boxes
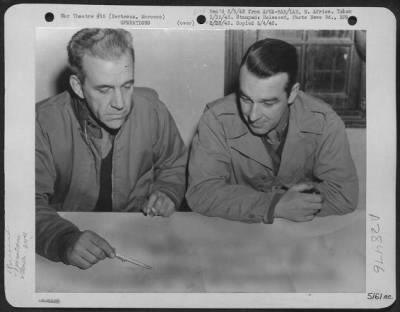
[4,4,396,309]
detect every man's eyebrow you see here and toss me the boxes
[260,97,279,102]
[95,84,113,89]
[238,89,278,103]
[122,79,135,86]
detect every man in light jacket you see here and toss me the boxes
[187,38,358,224]
[36,28,187,269]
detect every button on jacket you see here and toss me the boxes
[36,88,187,261]
[187,91,358,223]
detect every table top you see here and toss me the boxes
[36,210,365,293]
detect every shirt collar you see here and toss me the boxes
[71,95,103,139]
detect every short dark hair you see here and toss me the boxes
[240,38,298,94]
[67,28,135,81]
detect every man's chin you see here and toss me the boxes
[103,120,124,132]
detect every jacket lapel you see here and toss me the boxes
[278,93,324,179]
[228,122,274,170]
[278,112,306,179]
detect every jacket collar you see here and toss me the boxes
[228,91,323,170]
[71,94,103,139]
[71,93,122,139]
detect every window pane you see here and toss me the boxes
[304,45,350,93]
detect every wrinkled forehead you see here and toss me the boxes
[81,52,134,85]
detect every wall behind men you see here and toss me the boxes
[35,29,225,144]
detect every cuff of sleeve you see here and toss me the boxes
[264,192,284,224]
[46,228,82,264]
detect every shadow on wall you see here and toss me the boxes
[55,67,72,96]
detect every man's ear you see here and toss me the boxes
[288,82,300,104]
[69,75,84,99]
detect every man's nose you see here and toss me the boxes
[111,89,125,110]
[249,103,260,122]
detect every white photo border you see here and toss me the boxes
[4,4,397,309]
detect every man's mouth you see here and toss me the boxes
[249,121,265,128]
[108,114,125,120]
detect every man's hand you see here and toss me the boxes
[143,191,176,217]
[274,183,323,222]
[65,231,115,270]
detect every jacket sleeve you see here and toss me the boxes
[186,109,280,223]
[151,100,187,209]
[36,118,81,262]
[313,113,359,216]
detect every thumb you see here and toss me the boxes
[290,183,314,192]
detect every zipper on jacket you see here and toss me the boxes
[110,115,131,211]
[80,119,101,210]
